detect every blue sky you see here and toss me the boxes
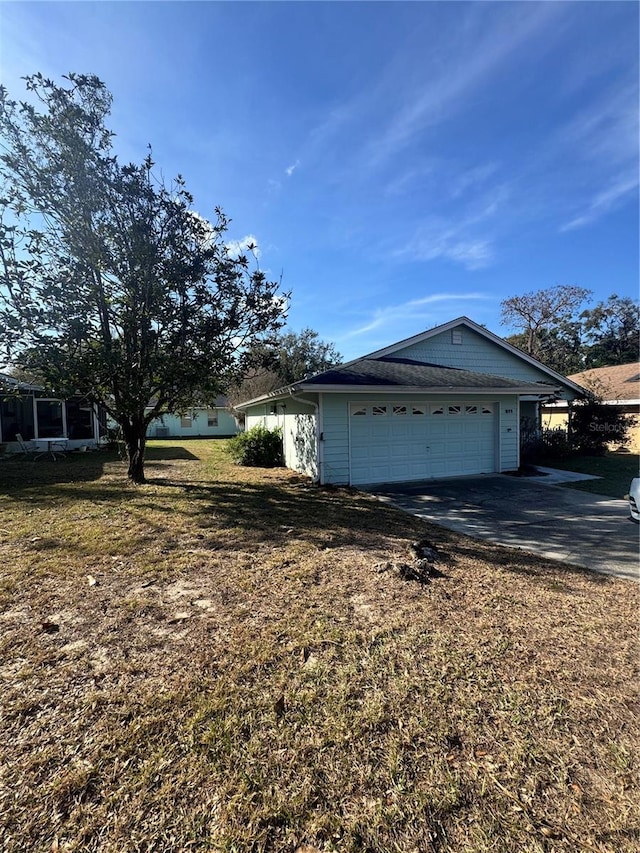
[1,1,638,360]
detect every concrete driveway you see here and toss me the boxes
[370,474,639,581]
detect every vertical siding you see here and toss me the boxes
[398,327,565,388]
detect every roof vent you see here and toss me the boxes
[451,329,463,345]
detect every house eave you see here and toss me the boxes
[238,383,561,405]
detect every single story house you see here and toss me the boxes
[147,396,239,439]
[543,362,640,451]
[0,373,106,451]
[235,317,585,486]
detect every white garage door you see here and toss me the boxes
[349,401,496,485]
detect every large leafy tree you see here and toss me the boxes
[580,294,640,368]
[500,284,591,361]
[256,327,342,386]
[228,327,342,406]
[0,74,286,481]
[505,321,584,375]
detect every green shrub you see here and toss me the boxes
[569,400,633,456]
[228,425,284,467]
[520,425,571,464]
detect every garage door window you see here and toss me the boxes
[372,405,387,416]
[448,405,462,415]
[393,405,407,416]
[481,405,494,415]
[465,405,478,415]
[412,405,426,416]
[430,405,444,415]
[350,405,367,416]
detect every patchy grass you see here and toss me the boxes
[542,453,639,498]
[1,440,638,853]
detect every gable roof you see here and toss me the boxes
[567,362,640,403]
[347,316,586,395]
[302,357,557,393]
[235,316,585,408]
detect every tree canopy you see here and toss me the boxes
[501,287,639,375]
[0,73,287,481]
[580,295,640,368]
[228,327,342,407]
[500,285,591,361]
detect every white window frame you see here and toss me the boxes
[34,398,66,439]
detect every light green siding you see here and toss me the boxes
[320,392,520,484]
[246,398,318,478]
[149,407,239,438]
[320,393,350,484]
[398,326,569,392]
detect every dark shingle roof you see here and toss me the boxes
[301,357,557,391]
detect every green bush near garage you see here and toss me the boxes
[227,425,284,467]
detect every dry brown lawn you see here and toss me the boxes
[0,440,638,853]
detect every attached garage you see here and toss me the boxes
[237,317,586,487]
[349,400,496,485]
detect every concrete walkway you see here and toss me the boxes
[370,474,639,581]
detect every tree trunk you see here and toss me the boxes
[121,421,147,483]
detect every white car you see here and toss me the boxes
[628,478,640,522]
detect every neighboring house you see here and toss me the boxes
[542,362,640,451]
[0,373,106,451]
[235,316,585,486]
[147,396,239,438]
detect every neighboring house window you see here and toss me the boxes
[66,401,94,439]
[0,395,35,440]
[36,399,64,437]
[181,414,192,428]
[451,329,463,345]
[207,409,218,427]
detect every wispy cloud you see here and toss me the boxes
[225,234,261,259]
[449,163,500,200]
[397,230,493,270]
[363,4,564,168]
[393,184,510,270]
[560,174,638,232]
[285,159,300,177]
[342,292,490,339]
[555,80,638,231]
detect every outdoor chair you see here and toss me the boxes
[15,433,37,459]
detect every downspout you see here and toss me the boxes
[288,388,322,484]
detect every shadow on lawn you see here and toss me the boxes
[0,451,114,492]
[0,445,198,494]
[136,478,617,583]
[0,450,617,584]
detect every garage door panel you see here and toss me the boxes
[349,400,497,485]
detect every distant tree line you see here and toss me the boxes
[501,287,639,375]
